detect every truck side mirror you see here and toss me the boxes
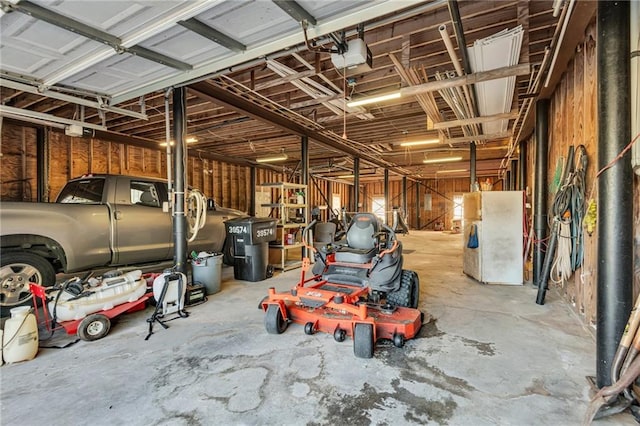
[162,201,170,213]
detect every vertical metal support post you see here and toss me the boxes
[596,0,632,388]
[402,176,408,218]
[469,143,477,190]
[415,181,421,229]
[511,159,518,190]
[383,169,389,224]
[327,181,333,219]
[301,136,309,188]
[519,141,527,190]
[353,157,360,212]
[533,99,549,287]
[505,171,512,191]
[301,135,309,256]
[249,166,257,216]
[172,87,188,274]
[36,127,47,202]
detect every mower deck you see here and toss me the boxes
[262,276,423,358]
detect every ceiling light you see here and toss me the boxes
[436,169,468,174]
[423,156,463,164]
[256,153,288,163]
[337,174,354,178]
[399,138,440,147]
[346,91,401,107]
[160,137,196,147]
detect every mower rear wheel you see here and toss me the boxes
[78,314,111,341]
[387,270,420,309]
[265,304,288,334]
[333,328,346,342]
[353,323,374,358]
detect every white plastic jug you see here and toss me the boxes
[2,306,38,363]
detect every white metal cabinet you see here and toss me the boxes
[463,191,524,285]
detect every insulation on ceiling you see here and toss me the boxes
[468,26,524,135]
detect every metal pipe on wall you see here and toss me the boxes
[519,141,527,191]
[533,99,549,287]
[596,0,632,389]
[172,87,188,274]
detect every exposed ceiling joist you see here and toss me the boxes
[433,111,518,130]
[444,132,511,145]
[399,63,531,98]
[0,105,107,131]
[0,79,148,120]
[189,80,409,177]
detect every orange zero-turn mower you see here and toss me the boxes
[261,213,423,358]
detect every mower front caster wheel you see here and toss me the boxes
[393,333,405,348]
[265,304,288,334]
[333,328,346,342]
[304,322,315,335]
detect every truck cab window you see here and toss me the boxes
[131,181,160,207]
[57,179,105,203]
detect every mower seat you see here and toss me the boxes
[313,222,337,251]
[334,213,379,264]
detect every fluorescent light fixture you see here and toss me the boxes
[438,168,467,173]
[423,156,463,164]
[346,91,401,107]
[256,153,288,163]
[159,141,174,147]
[399,138,440,147]
[337,174,354,178]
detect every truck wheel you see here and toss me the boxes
[387,270,420,309]
[0,252,56,316]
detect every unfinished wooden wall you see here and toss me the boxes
[1,124,352,219]
[361,176,497,231]
[539,20,611,326]
[0,123,37,201]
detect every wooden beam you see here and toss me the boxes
[433,111,518,130]
[289,94,344,109]
[443,132,511,145]
[398,64,531,98]
[253,70,316,91]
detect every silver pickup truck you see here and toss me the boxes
[0,174,243,312]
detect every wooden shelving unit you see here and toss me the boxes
[259,182,307,271]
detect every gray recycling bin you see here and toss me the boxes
[225,217,277,282]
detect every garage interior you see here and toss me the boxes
[0,0,639,424]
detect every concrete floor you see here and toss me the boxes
[0,231,634,425]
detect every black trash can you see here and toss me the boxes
[225,217,277,282]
